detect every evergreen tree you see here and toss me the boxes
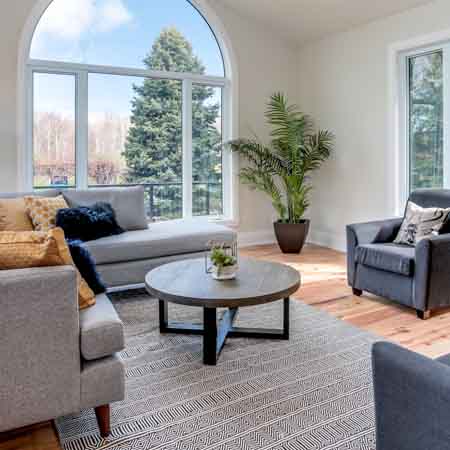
[123,27,222,217]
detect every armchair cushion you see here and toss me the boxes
[355,243,415,276]
[79,293,124,361]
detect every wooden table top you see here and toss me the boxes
[145,257,301,308]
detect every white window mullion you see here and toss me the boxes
[182,79,193,218]
[76,71,88,189]
[443,44,450,188]
[221,83,231,219]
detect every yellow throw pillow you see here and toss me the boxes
[0,228,95,310]
[0,198,34,231]
[24,195,69,231]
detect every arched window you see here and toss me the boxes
[24,0,235,222]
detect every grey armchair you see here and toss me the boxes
[372,342,450,450]
[347,189,450,320]
[0,266,125,436]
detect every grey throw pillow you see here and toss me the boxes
[394,201,450,246]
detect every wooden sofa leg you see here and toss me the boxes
[417,310,431,320]
[352,288,363,297]
[95,404,110,438]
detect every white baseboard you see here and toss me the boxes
[307,229,346,253]
[238,229,277,247]
[237,227,346,252]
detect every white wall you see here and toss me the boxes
[298,0,450,251]
[0,0,298,237]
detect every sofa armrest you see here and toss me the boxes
[346,218,402,285]
[0,266,81,432]
[415,234,450,311]
[372,342,450,450]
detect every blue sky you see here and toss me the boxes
[32,0,224,115]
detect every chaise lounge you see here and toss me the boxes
[0,186,236,436]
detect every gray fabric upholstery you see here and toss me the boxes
[0,267,80,433]
[81,354,125,410]
[372,342,450,450]
[85,219,236,265]
[98,252,206,287]
[414,233,450,311]
[79,293,124,360]
[63,185,148,231]
[0,265,125,433]
[0,189,60,199]
[409,189,450,209]
[355,264,413,307]
[346,218,402,285]
[355,243,414,276]
[348,189,450,314]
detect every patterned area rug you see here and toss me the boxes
[56,289,378,450]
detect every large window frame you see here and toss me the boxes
[19,0,238,224]
[399,43,450,199]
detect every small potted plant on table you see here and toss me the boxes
[227,93,334,254]
[209,243,238,280]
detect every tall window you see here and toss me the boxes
[407,50,444,191]
[27,0,231,221]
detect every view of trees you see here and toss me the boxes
[409,51,444,190]
[33,27,223,219]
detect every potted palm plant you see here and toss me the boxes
[228,93,334,254]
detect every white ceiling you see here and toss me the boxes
[219,0,435,46]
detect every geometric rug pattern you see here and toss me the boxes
[56,289,377,450]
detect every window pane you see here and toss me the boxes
[409,51,444,191]
[88,73,183,221]
[33,72,76,188]
[192,85,223,217]
[31,0,224,76]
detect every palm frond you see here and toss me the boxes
[266,93,312,159]
[226,138,288,175]
[224,93,334,223]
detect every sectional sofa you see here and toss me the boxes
[0,186,236,436]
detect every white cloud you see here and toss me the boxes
[37,0,96,40]
[35,0,133,40]
[97,0,133,33]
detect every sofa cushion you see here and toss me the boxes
[356,243,415,277]
[0,198,34,231]
[84,219,236,265]
[0,228,96,310]
[24,195,69,232]
[79,293,124,361]
[62,186,147,231]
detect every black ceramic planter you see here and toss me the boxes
[274,220,310,254]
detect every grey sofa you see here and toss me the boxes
[372,342,450,450]
[347,189,450,320]
[0,186,236,436]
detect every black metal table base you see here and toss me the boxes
[158,298,290,365]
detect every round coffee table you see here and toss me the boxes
[145,257,301,365]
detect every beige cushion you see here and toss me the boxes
[24,195,69,231]
[0,198,34,231]
[0,228,95,310]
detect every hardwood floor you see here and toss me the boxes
[2,243,450,449]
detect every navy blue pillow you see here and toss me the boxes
[56,202,124,242]
[67,240,106,295]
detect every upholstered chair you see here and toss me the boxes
[347,189,450,320]
[372,342,450,450]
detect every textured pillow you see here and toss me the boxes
[0,228,95,310]
[0,198,34,231]
[394,201,450,246]
[67,240,106,294]
[24,195,69,231]
[56,202,124,242]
